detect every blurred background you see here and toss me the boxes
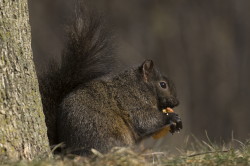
[29,0,250,152]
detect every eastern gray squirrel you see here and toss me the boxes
[38,6,182,155]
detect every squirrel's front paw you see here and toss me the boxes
[165,112,182,134]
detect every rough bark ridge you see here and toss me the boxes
[0,0,50,161]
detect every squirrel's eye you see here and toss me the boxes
[159,81,167,89]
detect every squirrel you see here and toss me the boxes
[38,5,182,155]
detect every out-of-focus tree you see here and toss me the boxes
[29,0,250,150]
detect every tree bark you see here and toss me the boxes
[0,0,50,161]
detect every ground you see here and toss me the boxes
[1,138,250,166]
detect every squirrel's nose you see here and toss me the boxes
[166,97,179,108]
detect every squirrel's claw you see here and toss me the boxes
[166,113,182,134]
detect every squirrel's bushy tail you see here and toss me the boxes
[38,6,114,145]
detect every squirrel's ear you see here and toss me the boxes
[141,60,154,82]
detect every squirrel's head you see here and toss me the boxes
[140,60,179,110]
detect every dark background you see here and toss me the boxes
[29,0,250,151]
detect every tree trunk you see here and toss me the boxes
[0,0,50,161]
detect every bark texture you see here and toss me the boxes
[0,0,50,161]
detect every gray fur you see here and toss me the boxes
[57,63,180,155]
[38,4,182,155]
